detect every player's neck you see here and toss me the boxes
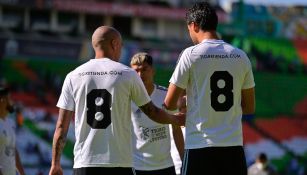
[95,51,114,60]
[145,83,155,96]
[198,31,219,43]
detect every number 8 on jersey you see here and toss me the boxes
[87,89,112,129]
[210,71,233,112]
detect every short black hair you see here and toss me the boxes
[186,2,218,31]
[258,153,268,162]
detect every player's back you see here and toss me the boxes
[177,39,254,149]
[58,58,150,168]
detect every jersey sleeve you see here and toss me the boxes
[169,48,191,89]
[242,54,255,89]
[56,73,75,111]
[130,72,151,107]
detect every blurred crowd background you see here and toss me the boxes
[0,0,306,174]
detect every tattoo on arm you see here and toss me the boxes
[52,109,72,165]
[53,130,67,163]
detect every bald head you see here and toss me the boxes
[92,26,122,61]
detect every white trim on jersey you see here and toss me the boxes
[57,58,151,168]
[170,39,255,149]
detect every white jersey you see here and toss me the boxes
[131,84,175,170]
[0,117,16,175]
[57,58,151,168]
[248,163,266,175]
[170,39,255,149]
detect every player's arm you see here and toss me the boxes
[172,94,186,159]
[15,148,25,175]
[164,83,185,110]
[241,87,255,115]
[139,101,185,126]
[49,108,73,175]
[172,125,184,159]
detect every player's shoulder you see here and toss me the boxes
[183,45,197,55]
[231,45,247,56]
[68,59,91,73]
[107,59,135,72]
[222,42,251,62]
[221,42,248,56]
[117,62,134,72]
[176,46,196,63]
[70,59,134,74]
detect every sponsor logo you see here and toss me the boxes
[140,126,167,143]
[200,54,241,59]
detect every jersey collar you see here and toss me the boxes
[201,39,225,44]
[91,58,112,61]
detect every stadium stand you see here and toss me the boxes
[293,39,307,65]
[243,122,286,169]
[294,98,307,118]
[255,117,307,152]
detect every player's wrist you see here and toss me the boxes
[162,103,178,114]
[242,114,255,122]
[242,114,254,117]
[51,160,61,167]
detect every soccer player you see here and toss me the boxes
[49,26,185,175]
[0,86,25,175]
[163,2,255,175]
[130,52,184,175]
[248,152,278,175]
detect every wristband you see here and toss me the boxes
[242,114,255,122]
[242,114,254,118]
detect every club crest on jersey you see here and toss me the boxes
[5,146,15,157]
[140,126,168,142]
[140,126,150,140]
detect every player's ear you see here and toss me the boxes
[111,39,117,51]
[193,22,200,33]
[112,38,122,53]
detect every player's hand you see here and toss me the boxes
[174,112,186,126]
[49,165,63,175]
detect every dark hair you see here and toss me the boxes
[258,153,268,162]
[186,2,218,31]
